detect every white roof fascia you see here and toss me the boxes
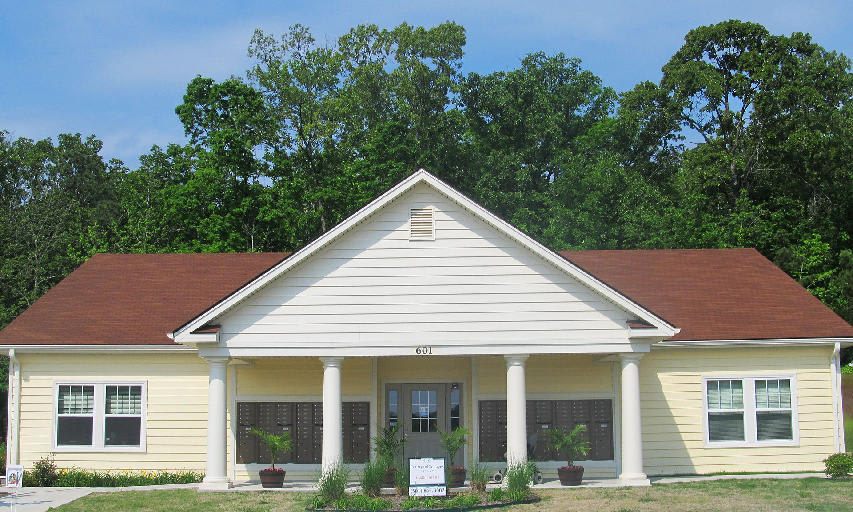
[173,169,678,342]
[2,345,197,353]
[654,337,853,348]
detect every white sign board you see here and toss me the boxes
[6,465,23,488]
[409,457,446,497]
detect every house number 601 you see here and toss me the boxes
[415,346,433,355]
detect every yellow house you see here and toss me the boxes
[1,170,851,489]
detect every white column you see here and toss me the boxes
[505,355,528,466]
[200,356,230,491]
[321,357,344,474]
[619,353,649,484]
[7,349,20,468]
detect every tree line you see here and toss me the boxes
[2,20,852,364]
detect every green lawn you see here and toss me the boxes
[52,478,853,512]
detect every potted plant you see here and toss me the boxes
[545,424,590,486]
[373,424,405,486]
[438,426,470,487]
[251,428,293,488]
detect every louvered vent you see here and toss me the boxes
[410,207,435,241]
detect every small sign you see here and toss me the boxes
[6,465,23,488]
[409,457,446,497]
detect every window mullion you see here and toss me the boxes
[744,379,756,443]
[94,385,105,449]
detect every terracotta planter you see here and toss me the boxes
[557,465,584,486]
[259,469,286,488]
[449,467,466,487]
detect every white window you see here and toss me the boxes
[704,376,797,447]
[54,382,146,451]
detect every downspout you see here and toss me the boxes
[832,343,844,453]
[7,349,20,466]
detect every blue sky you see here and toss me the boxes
[2,1,851,167]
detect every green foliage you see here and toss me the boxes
[250,428,292,470]
[317,464,349,502]
[373,424,405,469]
[468,460,489,493]
[545,424,590,467]
[25,455,58,487]
[57,469,202,487]
[0,442,5,476]
[486,487,505,502]
[360,458,385,498]
[437,426,470,468]
[824,453,853,478]
[393,462,409,496]
[844,365,853,374]
[333,493,391,511]
[504,462,535,499]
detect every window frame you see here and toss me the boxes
[52,381,147,453]
[702,375,798,448]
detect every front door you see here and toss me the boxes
[386,383,463,465]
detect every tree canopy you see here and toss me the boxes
[2,19,852,362]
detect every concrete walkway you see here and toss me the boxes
[651,472,826,484]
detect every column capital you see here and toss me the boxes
[203,356,230,367]
[504,354,529,368]
[618,353,644,363]
[320,357,344,369]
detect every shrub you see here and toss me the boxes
[360,459,385,497]
[373,424,405,471]
[400,496,421,510]
[0,442,5,476]
[504,462,534,500]
[25,455,58,487]
[393,462,409,496]
[468,460,489,493]
[487,487,504,502]
[52,468,203,487]
[545,424,590,467]
[446,492,481,508]
[345,493,391,511]
[842,365,853,374]
[317,464,349,502]
[824,452,853,478]
[438,426,470,470]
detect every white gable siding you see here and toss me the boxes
[217,183,632,353]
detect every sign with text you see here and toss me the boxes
[6,465,23,488]
[409,457,446,497]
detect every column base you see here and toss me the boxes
[617,472,650,487]
[198,477,232,492]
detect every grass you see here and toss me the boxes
[51,478,853,511]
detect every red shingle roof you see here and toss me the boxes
[0,248,850,346]
[0,253,288,346]
[559,248,853,341]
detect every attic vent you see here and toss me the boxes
[410,208,435,240]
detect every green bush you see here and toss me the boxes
[468,460,489,493]
[317,464,349,502]
[53,468,203,487]
[360,458,385,497]
[824,452,853,478]
[487,487,504,502]
[393,462,409,496]
[400,496,421,510]
[22,461,204,488]
[842,365,852,374]
[446,492,481,508]
[25,455,58,487]
[504,462,534,499]
[0,442,5,476]
[344,493,391,511]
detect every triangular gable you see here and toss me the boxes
[172,170,678,343]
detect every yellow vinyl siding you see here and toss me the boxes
[642,346,835,475]
[236,357,371,397]
[18,352,209,471]
[476,354,612,395]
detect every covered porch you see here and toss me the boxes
[197,352,649,490]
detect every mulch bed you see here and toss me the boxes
[307,492,540,512]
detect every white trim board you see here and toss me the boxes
[173,170,678,343]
